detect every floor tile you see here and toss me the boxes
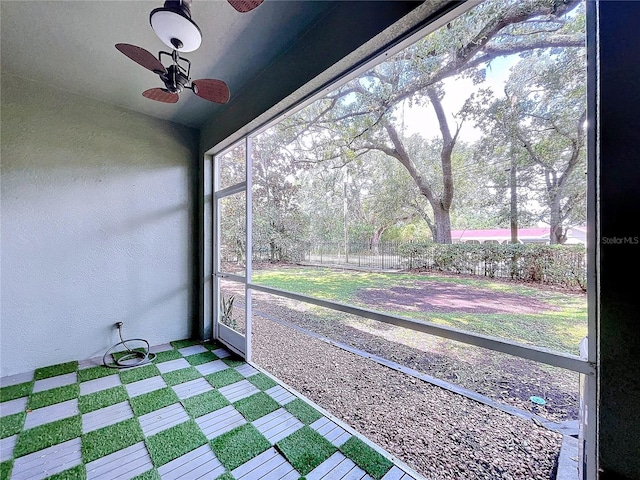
[125,376,167,398]
[265,385,296,406]
[306,452,360,480]
[196,404,246,440]
[211,348,231,359]
[253,408,304,445]
[24,399,79,430]
[0,397,28,418]
[82,401,134,433]
[219,379,259,403]
[85,441,153,480]
[236,364,259,378]
[177,345,208,357]
[381,466,406,480]
[10,438,81,480]
[0,343,415,480]
[0,434,17,462]
[150,343,174,354]
[172,378,213,400]
[311,417,352,447]
[232,447,298,480]
[195,360,228,376]
[156,359,190,374]
[80,375,122,396]
[138,403,189,437]
[157,444,225,480]
[0,371,34,388]
[32,372,77,393]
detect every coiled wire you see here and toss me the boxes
[103,322,156,369]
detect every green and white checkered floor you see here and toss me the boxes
[0,340,420,480]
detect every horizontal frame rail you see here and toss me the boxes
[214,273,246,283]
[247,283,595,376]
[214,181,247,199]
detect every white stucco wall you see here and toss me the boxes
[0,74,199,377]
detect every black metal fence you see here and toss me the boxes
[304,240,407,270]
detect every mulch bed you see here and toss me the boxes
[250,291,579,423]
[252,315,563,480]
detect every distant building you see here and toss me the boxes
[450,226,586,245]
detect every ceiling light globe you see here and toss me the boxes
[150,9,202,53]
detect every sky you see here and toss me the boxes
[401,55,518,142]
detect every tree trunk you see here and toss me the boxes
[343,180,349,262]
[433,206,452,244]
[379,87,457,245]
[510,156,518,244]
[370,226,386,255]
[549,197,566,244]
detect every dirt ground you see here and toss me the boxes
[356,280,558,314]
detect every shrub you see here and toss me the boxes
[400,242,586,290]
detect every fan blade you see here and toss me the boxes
[193,79,230,104]
[142,88,179,103]
[227,0,264,13]
[115,44,167,74]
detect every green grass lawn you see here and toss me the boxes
[252,267,587,354]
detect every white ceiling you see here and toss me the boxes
[1,0,335,128]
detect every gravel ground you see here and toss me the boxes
[252,315,563,480]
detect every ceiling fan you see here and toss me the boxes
[115,0,264,104]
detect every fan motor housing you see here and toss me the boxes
[161,65,189,93]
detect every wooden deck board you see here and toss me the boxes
[0,435,17,463]
[196,405,247,439]
[219,379,259,403]
[311,417,351,447]
[80,374,122,395]
[0,371,34,388]
[211,348,231,359]
[232,447,299,480]
[138,403,189,436]
[0,397,28,418]
[11,438,82,480]
[253,408,303,445]
[264,385,295,405]
[172,377,213,400]
[195,360,228,376]
[25,399,79,430]
[156,358,191,374]
[33,372,77,393]
[232,447,278,478]
[124,376,167,397]
[178,345,208,357]
[86,441,152,480]
[306,452,346,480]
[158,444,225,480]
[381,466,406,480]
[236,364,259,377]
[82,401,133,433]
